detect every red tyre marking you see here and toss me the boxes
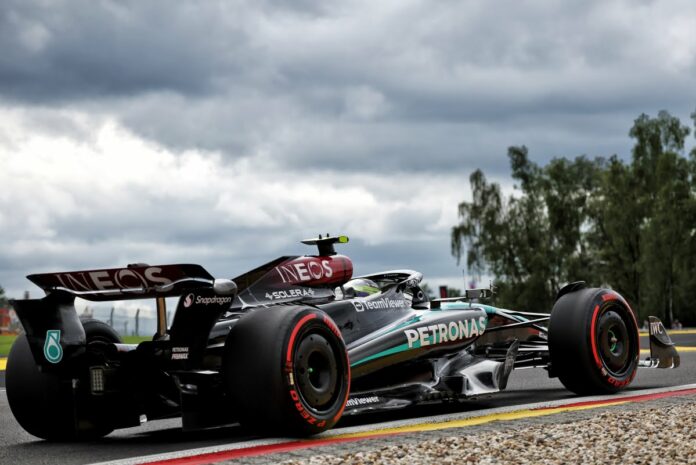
[323,315,342,339]
[286,312,353,428]
[286,313,323,427]
[285,312,351,428]
[590,304,602,369]
[601,291,640,356]
[593,292,640,382]
[286,313,317,363]
[605,375,632,388]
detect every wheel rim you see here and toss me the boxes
[293,331,339,413]
[607,329,619,353]
[596,308,632,375]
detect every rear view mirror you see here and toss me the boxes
[213,279,238,296]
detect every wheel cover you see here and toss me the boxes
[596,307,634,375]
[293,331,340,413]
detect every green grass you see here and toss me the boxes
[0,334,152,357]
[0,334,17,357]
[122,335,152,344]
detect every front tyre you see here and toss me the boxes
[224,308,350,436]
[548,287,639,395]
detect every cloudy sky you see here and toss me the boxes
[1,0,695,311]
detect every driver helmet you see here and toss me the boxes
[344,278,380,297]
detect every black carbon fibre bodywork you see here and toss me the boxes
[5,239,556,433]
[201,261,546,418]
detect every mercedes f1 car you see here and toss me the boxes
[7,236,680,440]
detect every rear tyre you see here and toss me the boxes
[224,307,350,436]
[548,287,639,395]
[6,320,122,440]
[82,319,122,345]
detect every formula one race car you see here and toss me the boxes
[6,236,680,440]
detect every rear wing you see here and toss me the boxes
[14,263,237,371]
[28,264,215,301]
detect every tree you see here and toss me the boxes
[451,110,696,324]
[0,285,9,308]
[445,286,462,297]
[630,112,690,325]
[452,146,604,312]
[674,109,696,325]
[539,154,604,291]
[587,156,643,311]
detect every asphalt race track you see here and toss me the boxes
[1,333,694,465]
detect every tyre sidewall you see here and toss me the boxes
[81,319,122,345]
[586,290,639,389]
[225,307,350,435]
[281,311,350,433]
[549,288,639,394]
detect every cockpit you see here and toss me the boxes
[334,272,430,310]
[339,278,382,299]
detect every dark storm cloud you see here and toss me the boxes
[0,1,248,101]
[2,0,696,302]
[2,0,694,180]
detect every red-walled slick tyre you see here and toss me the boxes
[548,287,639,395]
[223,307,350,436]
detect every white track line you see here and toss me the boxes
[89,383,696,465]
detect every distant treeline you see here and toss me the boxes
[452,110,696,325]
[0,286,8,308]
